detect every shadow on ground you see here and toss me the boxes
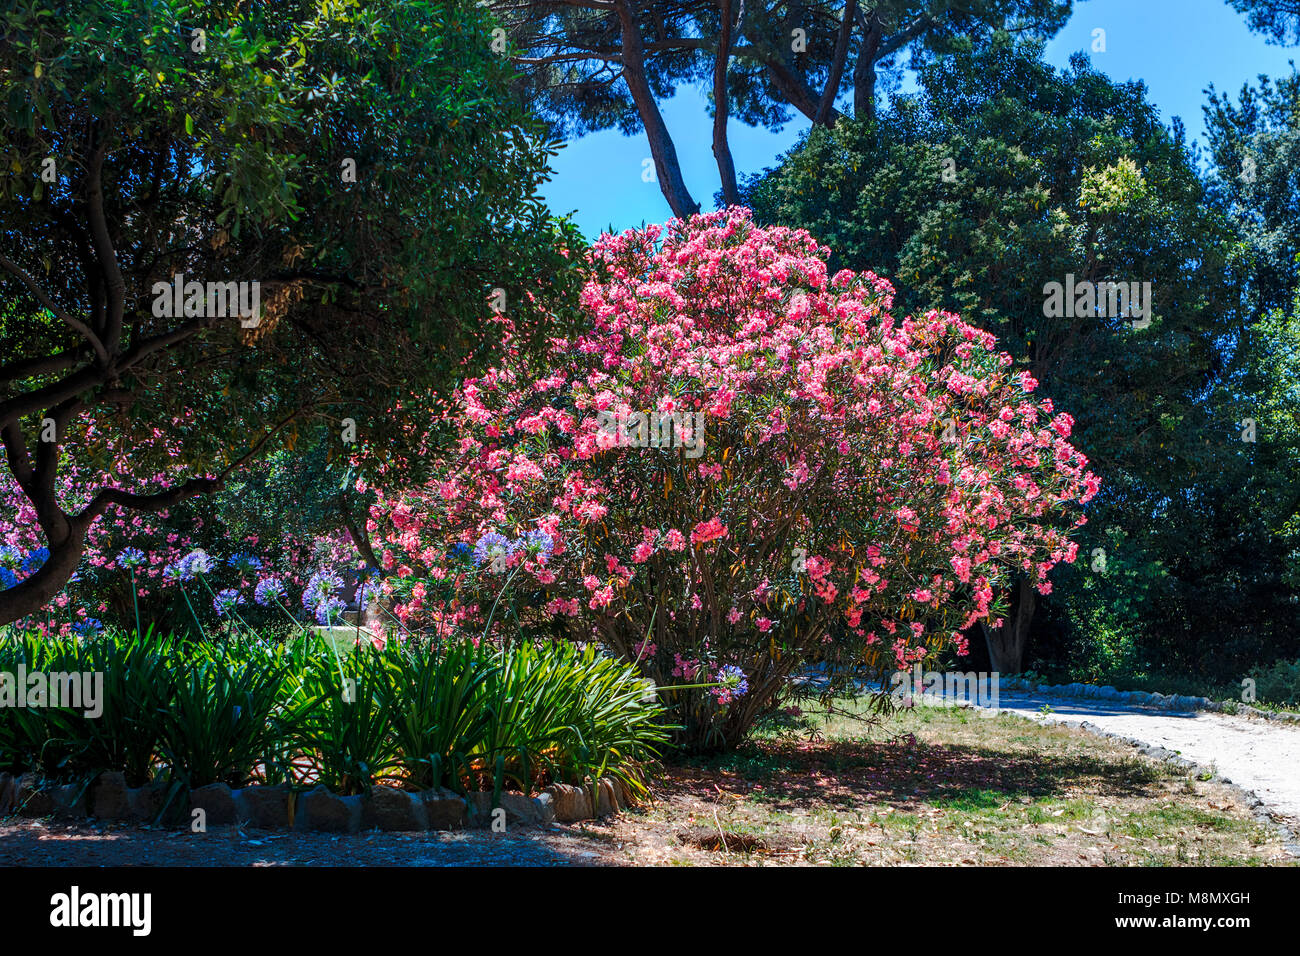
[660,732,1169,816]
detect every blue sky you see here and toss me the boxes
[538,0,1298,240]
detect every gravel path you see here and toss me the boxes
[992,690,1300,834]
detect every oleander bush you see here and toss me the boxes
[371,208,1098,751]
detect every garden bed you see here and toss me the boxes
[1,630,667,830]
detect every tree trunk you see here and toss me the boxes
[980,575,1036,674]
[712,0,740,206]
[337,493,380,571]
[0,531,85,627]
[815,0,857,127]
[852,9,883,122]
[616,0,700,218]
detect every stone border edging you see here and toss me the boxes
[1000,677,1300,724]
[0,770,636,834]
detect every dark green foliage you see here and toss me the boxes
[0,0,586,624]
[1205,69,1300,315]
[294,642,399,795]
[155,639,304,789]
[0,629,173,783]
[1228,0,1300,46]
[0,627,669,801]
[380,638,496,791]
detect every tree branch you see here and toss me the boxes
[0,348,87,384]
[615,0,700,218]
[0,254,110,365]
[84,131,127,356]
[816,0,857,127]
[76,476,223,526]
[712,0,741,205]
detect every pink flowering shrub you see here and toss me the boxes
[371,208,1098,750]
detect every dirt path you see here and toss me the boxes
[0,818,619,866]
[994,690,1300,837]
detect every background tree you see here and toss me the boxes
[1228,0,1300,46]
[745,35,1257,674]
[0,0,584,625]
[1205,70,1300,319]
[493,0,1072,217]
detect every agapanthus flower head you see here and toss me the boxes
[254,576,287,607]
[314,594,346,624]
[72,618,104,636]
[116,547,146,570]
[20,547,49,575]
[162,562,184,584]
[213,588,244,617]
[302,570,343,611]
[179,549,214,580]
[448,542,473,561]
[0,545,21,570]
[228,553,263,573]
[355,577,382,608]
[712,665,749,705]
[515,529,555,558]
[472,531,514,567]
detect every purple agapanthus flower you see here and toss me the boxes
[254,576,287,607]
[178,549,214,580]
[20,547,49,575]
[116,547,146,570]
[72,618,104,636]
[213,588,244,617]
[355,577,382,608]
[472,531,514,567]
[228,552,263,572]
[302,570,343,611]
[0,545,21,569]
[713,665,749,706]
[515,529,555,558]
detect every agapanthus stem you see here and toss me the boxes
[376,601,415,639]
[273,596,310,636]
[179,584,207,641]
[480,562,524,647]
[197,573,257,640]
[128,568,142,640]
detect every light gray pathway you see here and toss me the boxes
[991,689,1300,830]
